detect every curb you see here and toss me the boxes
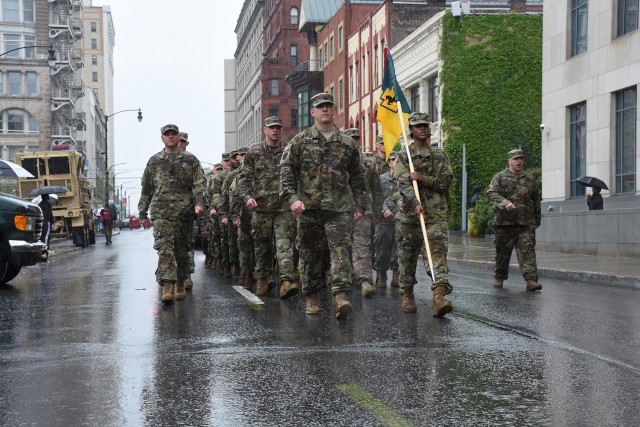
[449,258,640,290]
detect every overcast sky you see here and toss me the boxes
[93,0,245,213]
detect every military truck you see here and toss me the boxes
[15,151,94,247]
[0,192,46,284]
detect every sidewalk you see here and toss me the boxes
[447,232,640,289]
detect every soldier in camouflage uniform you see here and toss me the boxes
[344,128,382,298]
[138,124,207,304]
[374,136,390,176]
[237,116,299,298]
[219,149,245,282]
[374,150,400,288]
[204,163,223,269]
[178,131,198,291]
[200,168,216,267]
[394,112,453,317]
[228,159,254,290]
[210,153,232,276]
[280,93,367,319]
[487,149,542,291]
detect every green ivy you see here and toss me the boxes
[440,12,542,229]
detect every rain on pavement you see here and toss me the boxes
[1,230,639,426]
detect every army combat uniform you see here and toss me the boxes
[280,121,367,313]
[237,118,298,298]
[487,149,542,290]
[138,135,207,296]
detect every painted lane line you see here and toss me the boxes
[337,384,413,427]
[233,286,265,309]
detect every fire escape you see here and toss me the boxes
[49,0,84,150]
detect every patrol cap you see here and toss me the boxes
[345,128,360,139]
[310,92,335,108]
[232,147,247,158]
[376,135,384,145]
[408,112,430,126]
[161,124,179,134]
[221,152,231,161]
[508,149,524,159]
[214,163,223,170]
[264,116,282,127]
[179,132,189,142]
[388,151,398,161]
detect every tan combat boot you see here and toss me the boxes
[231,264,240,280]
[526,281,542,291]
[279,280,300,299]
[361,280,377,298]
[255,277,269,295]
[334,292,352,319]
[223,265,231,277]
[390,270,400,288]
[242,271,254,290]
[402,286,417,313]
[184,275,193,291]
[174,281,187,300]
[432,285,453,317]
[493,278,503,288]
[161,281,175,304]
[375,270,387,288]
[305,291,320,315]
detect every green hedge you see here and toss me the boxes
[440,12,542,229]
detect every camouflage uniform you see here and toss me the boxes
[280,125,367,296]
[351,152,383,288]
[394,141,453,293]
[211,161,231,272]
[219,166,240,276]
[138,146,207,286]
[374,156,399,273]
[487,150,541,284]
[229,171,254,284]
[237,135,295,285]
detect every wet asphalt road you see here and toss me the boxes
[1,229,639,426]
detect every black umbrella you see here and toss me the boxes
[29,185,70,196]
[576,176,609,190]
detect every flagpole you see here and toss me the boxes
[397,101,436,283]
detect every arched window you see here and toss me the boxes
[290,7,299,25]
[1,108,38,134]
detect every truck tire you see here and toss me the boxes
[72,226,88,247]
[0,240,9,283]
[0,262,21,285]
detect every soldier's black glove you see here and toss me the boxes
[139,212,148,220]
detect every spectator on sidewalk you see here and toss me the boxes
[100,203,114,245]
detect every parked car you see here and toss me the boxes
[0,192,47,284]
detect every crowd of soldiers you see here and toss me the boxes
[140,92,542,320]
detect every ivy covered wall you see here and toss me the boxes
[440,12,542,229]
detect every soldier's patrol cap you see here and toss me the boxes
[221,152,231,161]
[214,163,223,170]
[388,151,398,161]
[508,149,525,159]
[179,132,189,142]
[264,116,282,127]
[408,112,430,126]
[310,92,335,108]
[232,147,247,157]
[161,124,179,134]
[345,128,360,139]
[376,135,384,145]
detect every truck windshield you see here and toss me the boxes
[48,157,70,175]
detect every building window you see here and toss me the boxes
[355,61,360,99]
[374,46,379,86]
[3,109,38,134]
[291,109,297,129]
[618,0,639,36]
[329,35,334,59]
[329,84,334,101]
[2,34,34,59]
[290,7,298,25]
[290,44,297,66]
[269,78,279,96]
[92,55,98,65]
[429,77,439,121]
[23,0,33,22]
[8,71,21,96]
[2,0,19,21]
[24,35,35,58]
[92,71,98,82]
[338,25,343,51]
[338,78,344,110]
[349,66,354,102]
[0,71,3,95]
[615,86,637,194]
[91,21,97,32]
[410,85,420,113]
[324,42,328,65]
[4,34,20,58]
[319,47,323,69]
[269,106,279,118]
[298,91,309,130]
[91,38,97,49]
[569,102,587,197]
[571,0,588,56]
[26,71,37,96]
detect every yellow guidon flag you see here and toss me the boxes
[376,50,411,160]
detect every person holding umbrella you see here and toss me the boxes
[586,187,603,210]
[38,194,54,259]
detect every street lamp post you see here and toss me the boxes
[0,43,57,66]
[104,109,143,202]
